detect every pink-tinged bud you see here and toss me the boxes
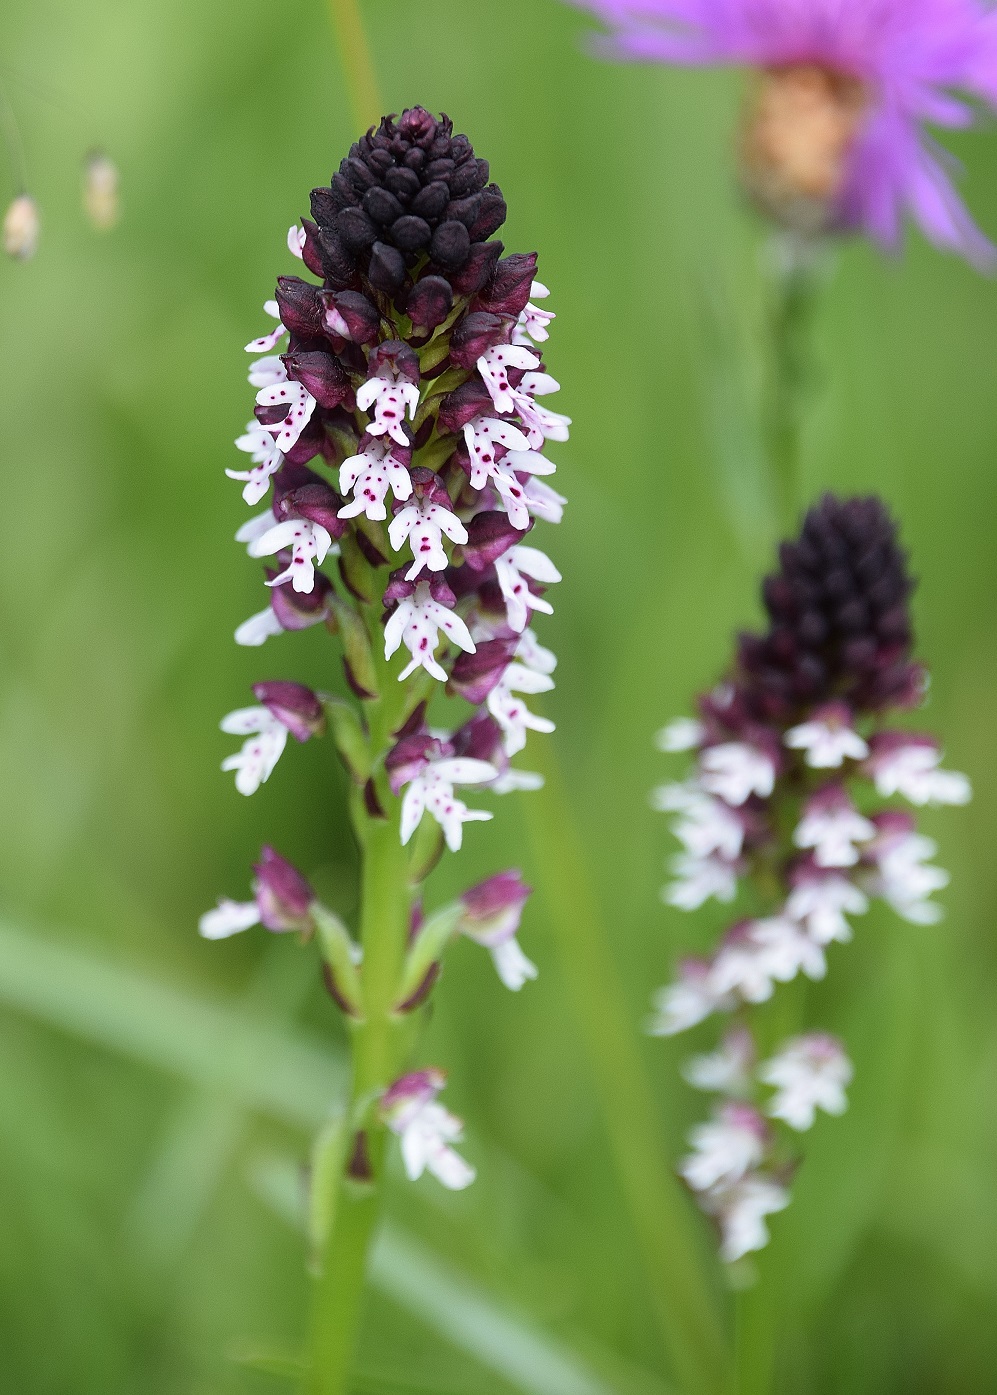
[447,237,502,295]
[449,311,508,369]
[448,638,516,704]
[459,870,531,946]
[298,217,325,277]
[320,289,381,344]
[436,378,494,434]
[83,151,120,231]
[252,845,315,932]
[267,565,333,630]
[477,252,537,316]
[404,274,453,333]
[276,478,348,539]
[283,350,352,410]
[252,681,326,742]
[4,194,39,260]
[452,710,505,765]
[381,1067,446,1127]
[461,510,530,570]
[275,276,324,338]
[385,732,448,794]
[367,339,420,386]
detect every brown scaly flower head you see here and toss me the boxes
[201,109,569,1190]
[646,494,970,1265]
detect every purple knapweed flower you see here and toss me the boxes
[649,493,970,1261]
[576,0,997,265]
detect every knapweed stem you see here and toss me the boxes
[521,738,730,1395]
[763,237,823,536]
[326,0,382,132]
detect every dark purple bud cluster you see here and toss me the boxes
[729,494,922,727]
[310,108,507,300]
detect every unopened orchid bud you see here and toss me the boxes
[3,194,39,260]
[476,252,537,316]
[83,151,120,231]
[275,276,325,339]
[252,680,326,742]
[283,350,352,410]
[404,274,453,333]
[448,638,517,704]
[253,845,315,932]
[449,311,508,368]
[320,289,381,344]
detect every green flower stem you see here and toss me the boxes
[326,0,382,133]
[306,631,415,1395]
[522,737,730,1395]
[764,243,822,537]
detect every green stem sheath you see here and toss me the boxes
[522,738,730,1395]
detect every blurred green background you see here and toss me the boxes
[2,1,996,1391]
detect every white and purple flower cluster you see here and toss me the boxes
[648,495,970,1261]
[202,109,567,1192]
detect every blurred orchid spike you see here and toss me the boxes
[649,493,969,1263]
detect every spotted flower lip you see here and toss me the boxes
[576,0,997,265]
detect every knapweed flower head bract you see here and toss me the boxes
[575,0,997,265]
[650,494,970,1263]
[200,107,569,1193]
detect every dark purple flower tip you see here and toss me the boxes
[253,845,315,932]
[436,377,496,434]
[461,510,530,571]
[272,461,326,503]
[320,288,382,344]
[468,186,508,242]
[444,238,502,295]
[275,276,325,339]
[449,310,509,369]
[404,274,454,332]
[283,350,352,410]
[452,709,504,765]
[298,218,325,277]
[476,252,538,317]
[367,339,420,385]
[448,637,516,704]
[252,681,326,742]
[267,565,333,630]
[393,700,429,742]
[276,479,348,539]
[459,869,531,946]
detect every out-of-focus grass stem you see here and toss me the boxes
[763,238,824,535]
[523,737,730,1395]
[0,80,28,190]
[325,0,382,132]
